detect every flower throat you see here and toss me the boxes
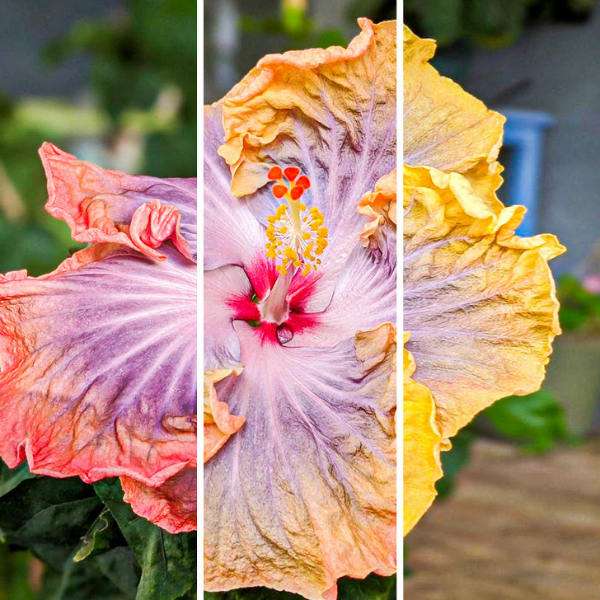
[260,165,328,324]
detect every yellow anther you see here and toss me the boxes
[263,176,328,277]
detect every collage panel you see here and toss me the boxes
[0,1,197,598]
[204,1,397,599]
[404,3,600,599]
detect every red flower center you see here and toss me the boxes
[226,257,320,345]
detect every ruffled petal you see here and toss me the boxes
[0,243,196,486]
[404,164,565,440]
[204,106,265,270]
[218,19,395,289]
[357,169,396,271]
[403,334,442,536]
[204,368,245,463]
[39,142,196,261]
[121,466,197,534]
[403,26,505,177]
[204,323,395,599]
[220,19,395,199]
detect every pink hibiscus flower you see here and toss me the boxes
[0,143,197,534]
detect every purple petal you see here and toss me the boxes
[0,244,196,485]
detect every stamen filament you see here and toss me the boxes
[264,165,328,277]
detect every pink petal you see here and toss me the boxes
[204,323,395,597]
[0,244,196,486]
[204,107,264,270]
[204,264,253,370]
[39,142,196,261]
[121,466,197,534]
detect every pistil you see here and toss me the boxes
[260,267,295,324]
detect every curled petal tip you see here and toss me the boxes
[121,466,197,533]
[38,142,196,262]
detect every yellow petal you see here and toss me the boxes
[355,321,397,417]
[219,19,396,197]
[204,368,245,462]
[404,26,505,178]
[358,170,397,250]
[403,333,442,535]
[404,164,565,440]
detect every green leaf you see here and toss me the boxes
[0,461,36,498]
[205,574,395,599]
[94,547,140,598]
[42,551,132,600]
[557,273,600,332]
[0,476,102,569]
[435,429,475,498]
[94,479,196,600]
[338,574,396,599]
[481,390,572,452]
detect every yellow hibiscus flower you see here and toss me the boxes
[403,26,566,534]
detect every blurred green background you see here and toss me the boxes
[0,0,195,277]
[0,1,196,597]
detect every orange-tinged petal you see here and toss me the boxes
[204,367,245,463]
[403,333,442,536]
[0,242,196,487]
[218,18,395,198]
[121,466,197,534]
[358,169,396,251]
[354,322,397,417]
[404,164,565,440]
[404,26,505,178]
[39,142,195,261]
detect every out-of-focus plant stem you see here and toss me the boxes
[0,162,24,221]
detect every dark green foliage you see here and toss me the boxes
[0,462,196,600]
[482,390,573,453]
[95,479,196,600]
[405,0,598,48]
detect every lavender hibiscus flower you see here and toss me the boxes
[204,19,397,599]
